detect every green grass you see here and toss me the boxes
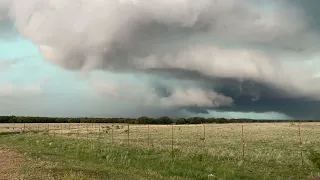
[1,123,320,179]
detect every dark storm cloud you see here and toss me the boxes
[0,18,18,39]
[291,0,320,29]
[1,0,320,119]
[217,96,320,120]
[239,79,318,119]
[182,79,320,119]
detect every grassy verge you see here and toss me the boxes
[0,133,319,180]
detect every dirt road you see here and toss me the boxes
[0,147,22,180]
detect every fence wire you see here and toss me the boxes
[1,123,320,166]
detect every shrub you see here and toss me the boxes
[308,149,320,169]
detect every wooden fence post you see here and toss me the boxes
[53,124,56,137]
[98,124,101,139]
[171,124,174,160]
[86,124,89,142]
[298,125,304,166]
[77,123,80,139]
[148,124,150,149]
[242,125,245,159]
[203,123,207,154]
[127,123,130,146]
[203,123,206,141]
[111,128,114,146]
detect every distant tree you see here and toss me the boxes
[176,118,186,124]
[157,116,172,124]
[189,117,203,124]
[137,116,152,124]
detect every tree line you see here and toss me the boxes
[0,116,318,124]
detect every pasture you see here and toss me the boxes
[1,123,320,179]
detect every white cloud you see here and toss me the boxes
[0,61,13,72]
[0,0,310,70]
[90,78,233,109]
[1,0,317,99]
[20,84,42,95]
[0,56,36,72]
[0,83,43,97]
[161,88,233,108]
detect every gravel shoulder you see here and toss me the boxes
[0,145,23,180]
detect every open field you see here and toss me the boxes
[1,123,320,179]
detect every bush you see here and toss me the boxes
[157,116,172,124]
[176,118,187,124]
[308,149,320,169]
[188,117,204,124]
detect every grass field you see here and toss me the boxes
[1,123,320,179]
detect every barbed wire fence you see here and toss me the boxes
[1,122,319,167]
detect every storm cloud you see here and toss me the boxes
[1,0,320,119]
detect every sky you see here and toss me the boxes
[0,0,320,119]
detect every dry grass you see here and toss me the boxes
[1,122,320,179]
[1,122,320,163]
[0,146,23,180]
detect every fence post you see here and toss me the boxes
[86,124,89,142]
[77,123,80,139]
[111,128,114,146]
[203,123,206,141]
[23,123,26,133]
[171,123,174,160]
[298,125,304,166]
[203,123,207,154]
[37,124,40,132]
[148,124,150,149]
[53,124,56,137]
[98,123,101,140]
[60,124,63,135]
[242,125,245,159]
[127,123,130,146]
